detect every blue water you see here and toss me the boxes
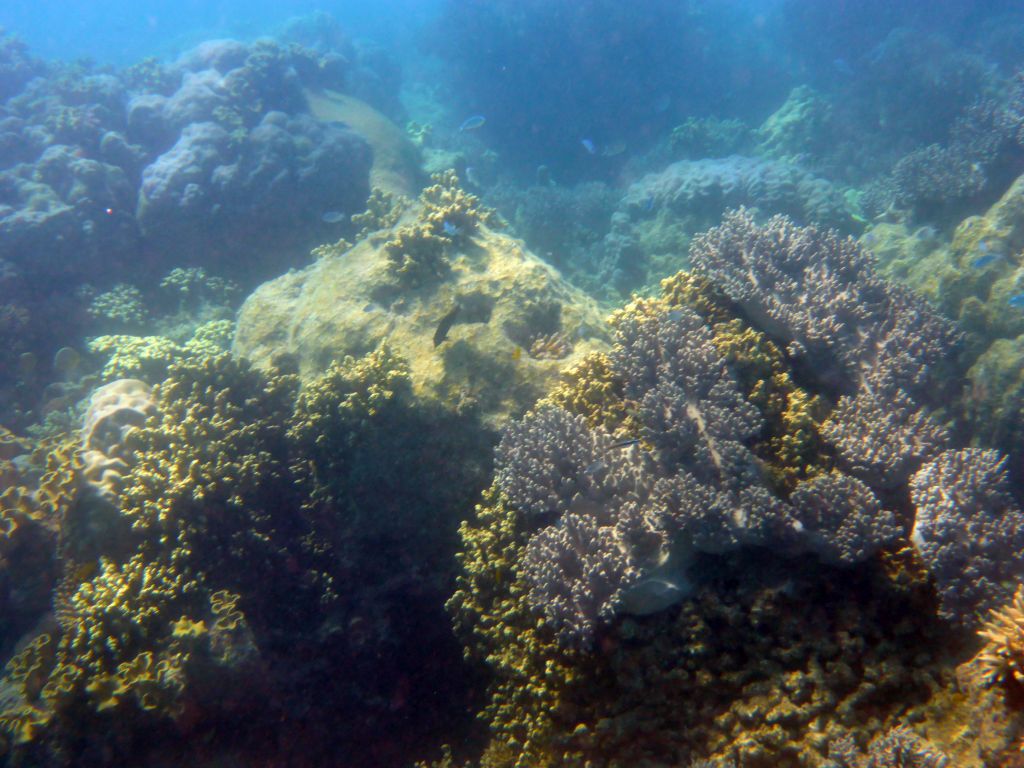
[2,1,1024,766]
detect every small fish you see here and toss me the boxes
[536,165,553,186]
[609,438,641,450]
[458,115,486,132]
[862,232,877,246]
[642,195,655,213]
[584,460,607,476]
[442,220,463,237]
[1009,293,1024,308]
[978,239,989,253]
[580,138,597,155]
[601,141,626,157]
[433,304,461,346]
[972,253,999,269]
[321,211,346,224]
[464,166,480,186]
[913,225,938,240]
[653,94,672,114]
[511,346,522,361]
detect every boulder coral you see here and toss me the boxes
[234,172,609,428]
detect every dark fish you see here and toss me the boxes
[609,438,640,450]
[433,304,460,346]
[459,115,486,132]
[642,195,655,212]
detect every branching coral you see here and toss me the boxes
[978,585,1024,688]
[910,448,1024,626]
[382,170,501,288]
[351,187,408,240]
[448,209,1010,767]
[829,726,950,768]
[87,283,149,329]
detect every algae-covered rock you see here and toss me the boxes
[234,205,610,427]
[305,88,423,198]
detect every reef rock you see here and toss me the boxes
[234,217,609,427]
[305,88,423,198]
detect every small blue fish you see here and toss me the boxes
[581,138,597,155]
[584,460,607,476]
[321,211,346,224]
[833,57,854,76]
[978,240,989,253]
[442,220,463,237]
[458,115,486,132]
[863,232,877,246]
[1009,292,1024,308]
[642,195,655,213]
[973,253,999,269]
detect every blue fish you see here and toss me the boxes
[458,115,486,132]
[642,195,655,213]
[442,220,463,237]
[972,253,999,269]
[321,211,346,224]
[1009,292,1024,308]
[581,138,597,155]
[978,239,989,253]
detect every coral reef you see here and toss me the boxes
[979,585,1024,688]
[448,210,1023,767]
[0,345,490,765]
[828,727,951,768]
[234,174,608,427]
[910,448,1024,626]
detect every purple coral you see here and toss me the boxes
[821,391,948,490]
[829,726,950,768]
[494,406,649,520]
[690,208,884,383]
[613,304,763,490]
[689,208,959,401]
[910,448,1024,627]
[520,511,640,644]
[790,472,901,565]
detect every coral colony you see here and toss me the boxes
[5,4,1024,767]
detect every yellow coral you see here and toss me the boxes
[351,187,408,240]
[978,584,1024,687]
